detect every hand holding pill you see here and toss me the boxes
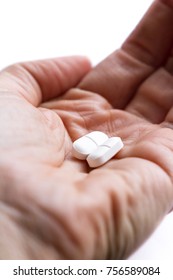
[1,0,173,261]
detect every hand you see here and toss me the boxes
[0,0,173,260]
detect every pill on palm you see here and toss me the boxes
[87,137,124,168]
[72,131,108,160]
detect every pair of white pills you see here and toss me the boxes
[72,131,124,168]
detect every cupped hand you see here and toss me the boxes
[1,0,173,260]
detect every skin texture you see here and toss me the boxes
[0,0,173,259]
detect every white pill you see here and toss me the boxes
[72,131,108,160]
[87,137,124,168]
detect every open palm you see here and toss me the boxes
[0,0,173,259]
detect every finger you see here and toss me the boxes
[161,0,173,8]
[78,0,173,108]
[125,65,173,123]
[125,47,173,123]
[0,56,91,106]
[161,50,173,126]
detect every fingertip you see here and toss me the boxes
[64,55,92,73]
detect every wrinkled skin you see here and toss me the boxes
[1,0,173,259]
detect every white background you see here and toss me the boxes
[0,0,173,260]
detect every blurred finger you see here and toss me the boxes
[78,0,173,108]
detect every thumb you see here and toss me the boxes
[0,56,91,106]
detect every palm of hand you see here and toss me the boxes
[41,82,173,260]
[1,0,173,259]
